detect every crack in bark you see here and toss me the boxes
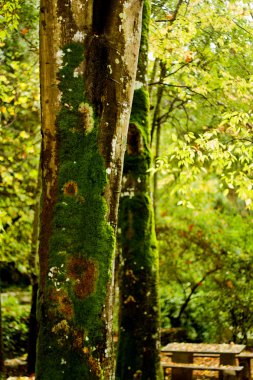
[92,0,114,34]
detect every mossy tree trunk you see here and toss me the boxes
[116,2,161,379]
[37,1,144,379]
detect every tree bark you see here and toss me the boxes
[37,1,144,379]
[0,286,4,380]
[151,61,166,222]
[116,2,161,379]
[27,161,41,375]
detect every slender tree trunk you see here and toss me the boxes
[153,118,161,223]
[27,161,41,375]
[37,2,144,379]
[149,58,159,99]
[150,61,166,143]
[151,61,166,221]
[116,2,161,379]
[151,0,185,222]
[0,286,4,380]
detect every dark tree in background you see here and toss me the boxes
[116,1,161,379]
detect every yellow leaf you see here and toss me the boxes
[19,131,29,139]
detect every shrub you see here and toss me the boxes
[2,295,30,359]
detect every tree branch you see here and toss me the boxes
[232,19,253,36]
[165,63,190,77]
[157,99,188,123]
[149,82,213,104]
[156,0,185,23]
[177,266,221,321]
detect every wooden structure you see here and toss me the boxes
[237,352,253,380]
[161,343,246,380]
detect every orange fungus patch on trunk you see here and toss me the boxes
[49,288,74,320]
[63,180,79,196]
[67,257,98,299]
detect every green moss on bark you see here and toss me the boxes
[137,0,151,81]
[124,88,151,179]
[116,158,161,379]
[116,1,161,378]
[116,195,160,380]
[36,42,115,380]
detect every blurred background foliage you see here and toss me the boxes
[2,293,30,358]
[149,0,253,344]
[0,0,40,273]
[0,0,39,363]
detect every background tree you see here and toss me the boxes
[116,1,161,379]
[37,1,145,379]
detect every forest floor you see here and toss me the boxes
[3,355,253,379]
[4,356,33,380]
[3,357,221,379]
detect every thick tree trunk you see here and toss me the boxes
[36,1,144,379]
[116,2,161,379]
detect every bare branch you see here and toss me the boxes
[148,82,213,105]
[165,63,189,77]
[156,0,185,23]
[157,99,188,123]
[177,266,221,321]
[232,19,253,36]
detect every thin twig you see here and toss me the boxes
[232,19,253,36]
[156,0,185,23]
[165,63,189,77]
[182,103,189,131]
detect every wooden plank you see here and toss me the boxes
[161,343,246,355]
[237,352,253,358]
[161,362,243,372]
[161,352,220,358]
